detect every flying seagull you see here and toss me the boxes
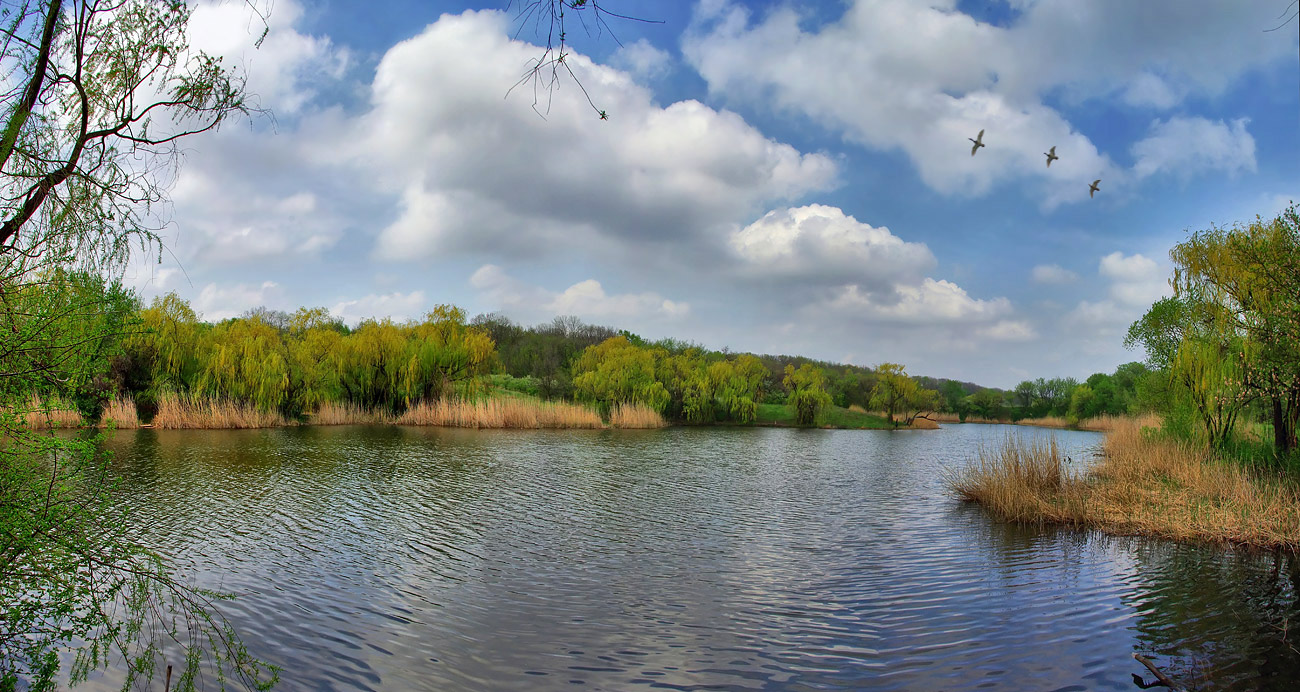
[969,129,985,156]
[1044,145,1058,168]
[1089,179,1101,198]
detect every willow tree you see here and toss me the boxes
[572,335,669,413]
[1168,205,1300,453]
[0,1,273,689]
[783,363,831,426]
[869,362,939,428]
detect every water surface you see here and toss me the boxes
[89,424,1300,690]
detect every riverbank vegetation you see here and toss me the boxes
[952,205,1300,547]
[950,420,1300,548]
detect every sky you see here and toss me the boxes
[123,0,1300,388]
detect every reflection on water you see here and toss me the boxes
[77,424,1299,690]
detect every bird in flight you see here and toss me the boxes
[1089,179,1101,198]
[1044,146,1058,168]
[969,129,985,156]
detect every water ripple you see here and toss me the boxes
[80,424,1300,691]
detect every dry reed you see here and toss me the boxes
[98,396,139,429]
[909,416,941,430]
[309,401,392,426]
[947,420,1300,548]
[397,397,604,429]
[152,393,289,429]
[608,402,668,429]
[19,395,83,429]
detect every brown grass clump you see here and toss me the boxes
[1077,412,1161,432]
[397,397,604,429]
[848,404,868,414]
[98,396,139,429]
[309,401,392,426]
[909,416,941,430]
[948,420,1300,549]
[946,435,1079,523]
[1015,416,1070,429]
[608,402,668,429]
[152,393,289,429]
[19,395,83,429]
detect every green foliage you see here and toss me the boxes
[783,363,833,426]
[572,336,670,413]
[868,362,939,427]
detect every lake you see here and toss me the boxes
[83,424,1300,691]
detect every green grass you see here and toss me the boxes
[753,403,895,429]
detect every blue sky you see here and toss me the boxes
[127,0,1299,388]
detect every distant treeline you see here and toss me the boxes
[15,275,1161,429]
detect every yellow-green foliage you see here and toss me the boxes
[573,336,670,413]
[401,305,496,404]
[869,362,940,427]
[129,293,202,391]
[198,317,290,412]
[783,363,832,425]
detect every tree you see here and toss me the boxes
[783,363,832,426]
[869,362,939,428]
[1168,205,1300,454]
[572,335,669,413]
[0,1,274,688]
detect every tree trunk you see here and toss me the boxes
[1274,396,1288,454]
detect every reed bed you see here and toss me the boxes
[608,402,668,429]
[1077,413,1161,432]
[909,416,941,430]
[947,420,1300,548]
[152,393,289,429]
[98,396,139,429]
[19,395,83,429]
[309,401,392,426]
[397,397,605,429]
[1014,416,1070,429]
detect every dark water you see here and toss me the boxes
[85,424,1300,691]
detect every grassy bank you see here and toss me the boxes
[947,420,1300,548]
[927,412,1159,432]
[753,403,898,429]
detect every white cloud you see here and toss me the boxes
[684,0,1287,202]
[194,281,286,322]
[356,11,836,260]
[826,278,1012,324]
[187,0,350,114]
[1059,251,1171,356]
[977,320,1038,341]
[1031,264,1078,284]
[612,39,673,81]
[1131,116,1256,180]
[331,291,428,325]
[730,204,934,288]
[472,265,689,321]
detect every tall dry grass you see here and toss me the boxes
[948,420,1300,548]
[18,395,83,429]
[309,401,391,426]
[152,393,289,429]
[1015,416,1070,429]
[608,402,668,429]
[98,396,139,429]
[397,397,604,429]
[1077,413,1161,432]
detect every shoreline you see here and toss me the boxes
[947,419,1300,550]
[22,395,936,433]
